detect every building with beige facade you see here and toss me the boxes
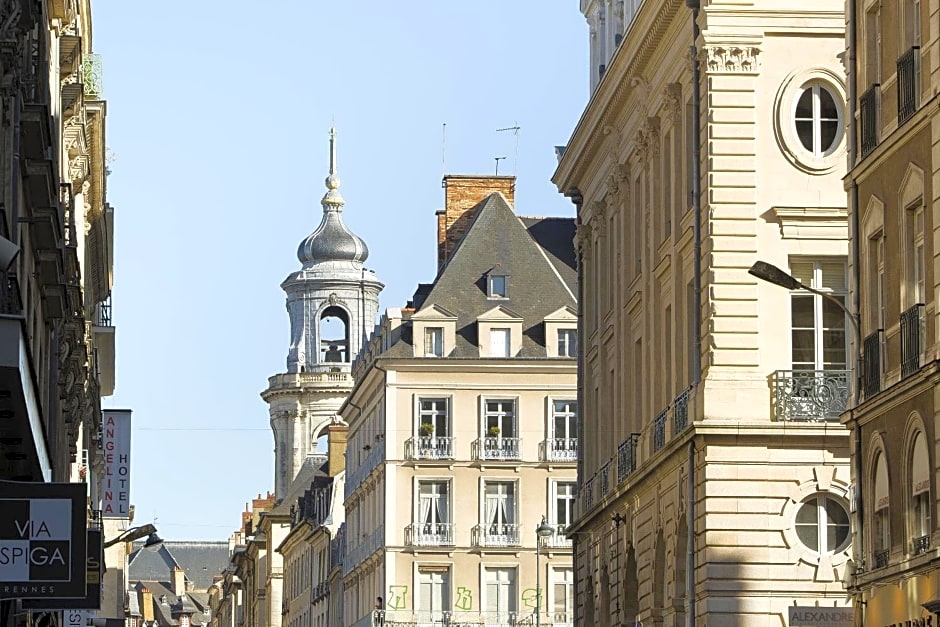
[842,0,940,624]
[554,1,853,624]
[340,176,577,627]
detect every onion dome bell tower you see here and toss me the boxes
[264,128,383,498]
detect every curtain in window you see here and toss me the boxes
[485,489,499,532]
[420,489,433,530]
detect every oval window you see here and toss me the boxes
[794,84,842,157]
[795,494,851,553]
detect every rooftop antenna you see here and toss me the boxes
[496,123,521,175]
[441,122,447,178]
[494,156,506,175]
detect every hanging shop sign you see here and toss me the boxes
[101,409,132,518]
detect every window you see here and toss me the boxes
[488,274,508,298]
[789,260,848,371]
[553,481,576,530]
[903,0,921,48]
[794,84,842,157]
[418,398,449,438]
[911,432,931,550]
[795,495,850,553]
[867,232,886,331]
[490,328,511,357]
[866,4,882,84]
[552,567,573,623]
[485,567,517,621]
[905,203,926,306]
[485,400,516,439]
[557,328,577,357]
[418,568,450,622]
[417,481,450,534]
[424,327,443,357]
[484,481,517,534]
[549,400,578,461]
[873,452,890,563]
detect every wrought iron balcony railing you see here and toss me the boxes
[874,549,889,569]
[81,53,103,98]
[540,438,578,462]
[900,303,925,378]
[405,436,454,461]
[617,434,639,484]
[898,46,920,124]
[771,370,850,421]
[473,437,521,461]
[471,523,520,547]
[913,534,931,555]
[92,294,112,326]
[581,473,596,513]
[405,523,454,547]
[653,409,667,452]
[860,83,880,157]
[673,389,690,433]
[599,461,611,496]
[862,330,884,400]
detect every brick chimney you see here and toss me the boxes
[171,566,185,596]
[327,423,348,477]
[141,587,154,622]
[437,175,515,269]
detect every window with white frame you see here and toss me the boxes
[553,481,576,530]
[905,203,926,307]
[557,328,577,357]
[789,260,848,371]
[485,567,517,619]
[549,400,577,461]
[793,83,842,157]
[418,568,450,620]
[484,481,516,533]
[488,274,509,298]
[552,567,573,623]
[911,432,931,550]
[873,451,890,562]
[418,398,449,438]
[425,327,444,357]
[485,400,516,439]
[417,480,450,540]
[795,494,851,554]
[490,328,511,357]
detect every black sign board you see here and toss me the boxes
[0,481,87,599]
[22,529,102,609]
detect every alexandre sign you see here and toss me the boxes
[789,606,855,627]
[0,481,86,599]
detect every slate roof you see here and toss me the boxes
[269,453,329,516]
[130,580,211,627]
[380,192,577,359]
[128,541,230,592]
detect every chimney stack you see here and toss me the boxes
[327,422,349,477]
[437,175,515,269]
[141,587,154,622]
[172,566,185,596]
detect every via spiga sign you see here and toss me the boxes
[789,606,855,627]
[101,409,132,518]
[0,481,87,599]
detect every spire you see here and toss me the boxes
[322,127,344,212]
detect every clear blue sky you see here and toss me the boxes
[93,1,588,540]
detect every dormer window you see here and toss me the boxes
[490,328,511,357]
[558,329,577,357]
[425,327,444,357]
[488,274,509,298]
[477,306,523,358]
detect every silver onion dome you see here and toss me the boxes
[297,128,369,265]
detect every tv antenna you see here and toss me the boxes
[494,156,507,175]
[496,123,521,175]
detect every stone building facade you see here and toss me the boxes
[555,1,853,624]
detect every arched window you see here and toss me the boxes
[582,576,596,626]
[652,529,665,617]
[872,451,890,567]
[910,431,931,554]
[599,565,611,627]
[621,543,638,625]
[320,306,350,363]
[674,515,688,620]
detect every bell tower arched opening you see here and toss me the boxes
[320,306,350,363]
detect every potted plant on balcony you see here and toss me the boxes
[488,425,501,438]
[419,422,434,438]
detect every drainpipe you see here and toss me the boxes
[565,187,584,627]
[846,0,865,622]
[685,1,701,624]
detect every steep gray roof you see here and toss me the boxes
[270,454,329,515]
[382,193,577,359]
[128,541,229,592]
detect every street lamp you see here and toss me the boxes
[102,523,163,550]
[535,516,555,627]
[748,260,861,403]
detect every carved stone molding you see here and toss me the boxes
[701,45,761,74]
[630,75,651,118]
[662,83,682,124]
[633,118,660,166]
[576,221,595,258]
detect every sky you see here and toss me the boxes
[92,1,589,540]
